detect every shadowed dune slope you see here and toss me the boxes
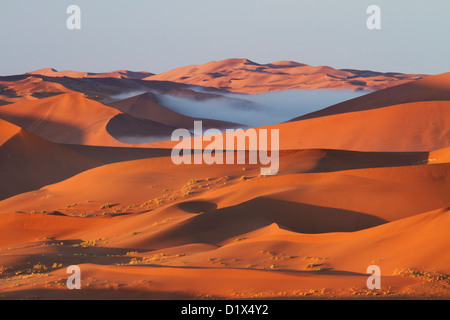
[0,93,121,145]
[269,100,450,152]
[0,119,101,201]
[0,76,74,104]
[26,68,154,80]
[291,72,450,121]
[0,148,448,248]
[145,58,426,93]
[147,99,450,153]
[0,93,188,146]
[107,92,243,130]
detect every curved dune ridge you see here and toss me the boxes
[0,148,448,298]
[429,146,450,164]
[145,58,426,93]
[291,71,450,121]
[1,70,217,106]
[26,68,154,80]
[0,93,122,145]
[271,100,450,152]
[148,99,450,152]
[0,64,449,299]
[1,149,447,228]
[0,119,101,201]
[107,91,244,131]
[0,92,190,146]
[0,116,175,201]
[0,76,75,104]
[144,72,450,152]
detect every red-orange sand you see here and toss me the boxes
[145,59,426,93]
[0,67,449,300]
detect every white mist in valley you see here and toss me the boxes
[158,89,369,127]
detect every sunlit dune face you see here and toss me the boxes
[0,68,449,300]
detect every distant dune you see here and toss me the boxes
[0,71,224,105]
[0,76,75,104]
[145,58,427,93]
[145,72,450,152]
[26,68,154,80]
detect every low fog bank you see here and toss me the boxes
[158,89,369,127]
[106,90,151,103]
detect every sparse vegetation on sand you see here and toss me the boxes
[73,238,105,248]
[394,268,449,282]
[32,262,47,272]
[100,202,113,209]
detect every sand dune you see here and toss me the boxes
[145,58,426,93]
[27,68,154,80]
[0,62,448,300]
[0,119,101,201]
[187,206,450,277]
[0,148,447,230]
[0,115,182,201]
[144,73,450,153]
[107,92,243,130]
[0,76,74,104]
[0,92,122,146]
[291,72,450,121]
[0,149,448,298]
[0,93,186,146]
[270,100,450,152]
[1,71,222,106]
[147,99,450,153]
[429,146,450,164]
[93,162,448,250]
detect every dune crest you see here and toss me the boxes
[145,58,427,93]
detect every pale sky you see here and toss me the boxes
[1,0,449,76]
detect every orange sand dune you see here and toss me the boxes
[0,93,183,146]
[0,76,74,104]
[107,92,243,130]
[0,119,101,201]
[0,156,448,298]
[0,116,180,201]
[269,101,450,152]
[71,162,449,251]
[148,99,450,153]
[154,206,450,279]
[291,71,450,121]
[144,74,450,152]
[0,92,123,146]
[27,68,153,80]
[0,117,21,145]
[1,71,207,105]
[429,146,450,164]
[145,58,426,93]
[179,206,450,278]
[0,148,447,235]
[1,63,449,300]
[0,142,448,298]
